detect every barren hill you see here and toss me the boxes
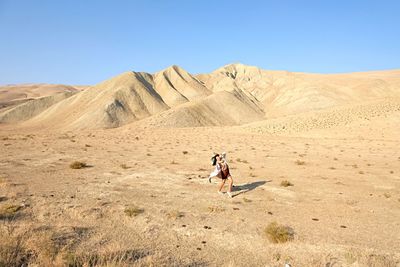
[0,83,84,110]
[9,67,212,129]
[0,91,77,123]
[1,64,399,130]
[26,72,170,129]
[153,65,211,106]
[140,88,264,127]
[197,63,400,117]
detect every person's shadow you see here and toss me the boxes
[232,180,270,197]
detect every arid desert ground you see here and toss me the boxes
[1,64,399,266]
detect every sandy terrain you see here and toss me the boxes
[0,84,85,110]
[0,64,399,266]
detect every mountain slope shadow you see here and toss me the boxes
[233,180,270,197]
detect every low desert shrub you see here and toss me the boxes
[63,249,149,267]
[280,180,293,187]
[0,223,29,267]
[0,177,5,186]
[124,205,144,217]
[69,161,87,169]
[0,204,22,219]
[264,222,294,243]
[166,210,184,220]
[120,164,129,169]
[383,193,391,198]
[207,206,225,213]
[243,198,252,203]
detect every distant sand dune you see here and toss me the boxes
[0,84,84,109]
[0,92,77,123]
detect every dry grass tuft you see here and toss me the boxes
[264,222,294,243]
[208,206,225,213]
[69,161,87,169]
[0,223,29,266]
[280,180,293,187]
[0,177,6,187]
[0,204,22,219]
[166,210,184,220]
[0,222,201,266]
[295,160,305,165]
[243,198,252,203]
[344,250,358,264]
[62,249,150,267]
[120,164,129,169]
[124,205,144,217]
[363,253,398,267]
[383,193,391,198]
[236,158,248,164]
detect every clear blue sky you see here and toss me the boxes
[0,0,399,85]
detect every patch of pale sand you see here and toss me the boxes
[262,185,297,199]
[373,185,396,190]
